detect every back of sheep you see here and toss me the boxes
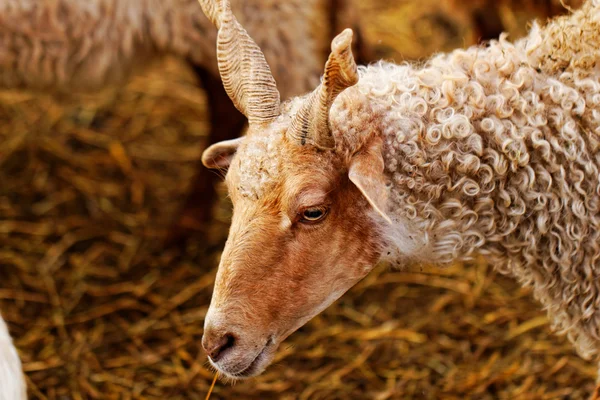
[519,0,600,75]
[519,0,600,359]
[0,0,339,99]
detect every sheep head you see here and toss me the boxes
[199,0,390,379]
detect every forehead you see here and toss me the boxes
[227,130,286,199]
[226,97,309,200]
[227,147,339,210]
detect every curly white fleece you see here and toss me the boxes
[329,0,600,360]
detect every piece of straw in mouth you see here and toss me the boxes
[205,372,219,400]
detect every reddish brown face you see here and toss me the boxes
[201,138,387,378]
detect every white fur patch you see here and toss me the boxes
[0,314,26,400]
[377,212,430,267]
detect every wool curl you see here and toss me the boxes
[331,0,600,361]
[0,0,345,99]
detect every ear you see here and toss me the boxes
[348,137,392,224]
[201,138,243,170]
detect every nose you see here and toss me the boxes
[202,329,236,362]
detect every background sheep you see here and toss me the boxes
[0,0,370,246]
[0,0,596,398]
[199,0,600,396]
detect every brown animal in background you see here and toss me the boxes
[198,0,600,397]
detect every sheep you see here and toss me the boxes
[0,0,370,246]
[197,0,600,395]
[0,0,371,94]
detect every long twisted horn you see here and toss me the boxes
[287,29,359,149]
[198,0,280,125]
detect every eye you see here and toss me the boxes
[300,206,329,223]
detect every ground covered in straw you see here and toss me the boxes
[0,0,596,398]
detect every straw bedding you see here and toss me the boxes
[0,0,596,398]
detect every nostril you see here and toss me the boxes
[203,332,236,362]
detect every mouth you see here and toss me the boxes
[210,337,275,379]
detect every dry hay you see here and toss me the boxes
[0,1,597,399]
[358,0,585,61]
